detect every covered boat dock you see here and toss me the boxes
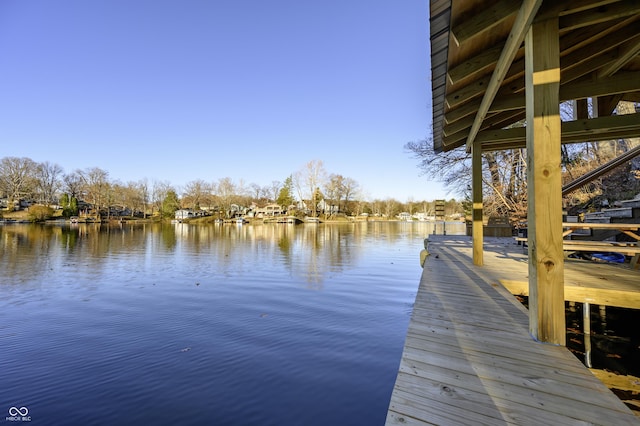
[387,0,640,423]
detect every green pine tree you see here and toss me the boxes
[162,190,181,218]
[276,176,294,209]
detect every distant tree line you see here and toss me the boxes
[0,157,463,220]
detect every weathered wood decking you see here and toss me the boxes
[386,235,639,425]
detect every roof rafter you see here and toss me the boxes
[465,0,557,151]
[451,0,519,46]
[447,13,635,92]
[597,33,640,77]
[558,1,640,30]
[430,0,640,153]
[447,44,504,86]
[536,0,623,20]
[445,16,637,125]
[443,23,639,146]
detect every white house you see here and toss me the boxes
[175,209,194,220]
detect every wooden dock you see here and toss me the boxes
[386,235,639,425]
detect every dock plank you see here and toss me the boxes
[391,370,617,426]
[386,236,639,425]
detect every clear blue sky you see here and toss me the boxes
[0,0,448,202]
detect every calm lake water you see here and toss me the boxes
[0,221,458,425]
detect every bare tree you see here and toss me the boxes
[405,139,471,195]
[62,172,83,200]
[138,178,149,218]
[151,180,173,217]
[370,199,384,217]
[249,183,270,204]
[116,181,146,217]
[295,160,326,217]
[383,198,399,218]
[0,156,38,208]
[292,171,305,209]
[208,181,219,213]
[342,177,359,215]
[405,138,528,222]
[269,180,282,202]
[406,197,415,216]
[110,181,126,213]
[35,161,64,206]
[78,167,110,217]
[323,174,343,217]
[183,179,209,210]
[216,177,237,218]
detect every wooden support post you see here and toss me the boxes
[525,17,566,345]
[574,99,589,120]
[583,302,592,368]
[599,305,607,329]
[472,143,484,266]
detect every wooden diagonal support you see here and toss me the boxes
[465,0,543,152]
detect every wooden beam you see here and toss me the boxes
[475,128,528,148]
[536,0,623,21]
[443,17,637,126]
[561,49,620,85]
[622,93,640,103]
[482,111,527,134]
[590,370,640,394]
[480,71,640,114]
[445,74,491,109]
[559,1,640,31]
[596,94,624,117]
[560,22,640,79]
[444,69,640,139]
[445,48,526,112]
[451,0,519,46]
[444,111,525,149]
[558,16,636,56]
[575,99,589,120]
[465,0,543,152]
[472,144,483,266]
[476,112,640,150]
[525,17,565,345]
[597,33,640,78]
[501,279,640,310]
[560,71,640,102]
[444,109,523,137]
[447,44,504,85]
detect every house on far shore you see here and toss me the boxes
[317,199,339,216]
[254,203,284,218]
[175,209,195,220]
[397,212,412,221]
[415,212,435,221]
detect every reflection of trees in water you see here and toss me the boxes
[165,223,365,289]
[159,223,177,250]
[277,234,291,252]
[290,224,359,289]
[0,223,149,284]
[1,225,59,283]
[1,222,436,289]
[157,222,445,289]
[60,226,79,251]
